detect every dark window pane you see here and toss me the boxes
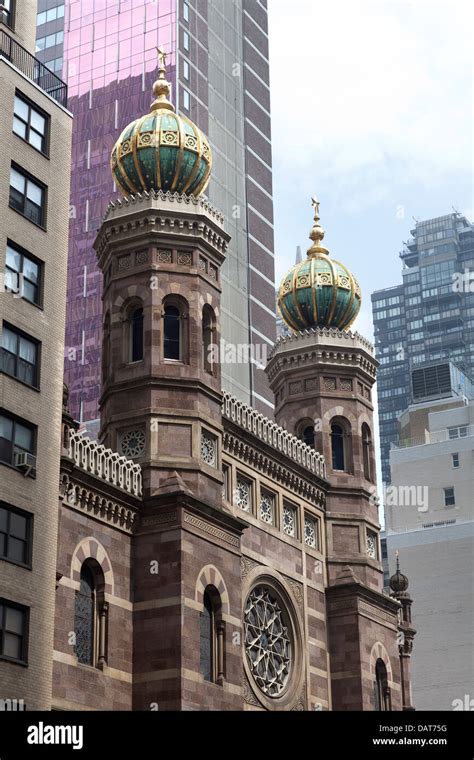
[164,306,181,360]
[200,592,213,682]
[3,632,22,659]
[25,200,42,226]
[9,512,26,540]
[0,508,6,532]
[75,565,94,665]
[0,534,5,556]
[9,188,24,213]
[331,424,345,470]
[8,537,26,564]
[131,308,143,362]
[5,606,24,635]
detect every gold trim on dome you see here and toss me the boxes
[291,264,306,325]
[170,110,186,192]
[310,258,318,323]
[325,255,339,325]
[150,47,175,113]
[181,116,203,193]
[161,129,179,146]
[155,112,163,188]
[131,117,148,189]
[338,267,357,328]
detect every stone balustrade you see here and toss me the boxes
[222,391,326,479]
[68,431,142,497]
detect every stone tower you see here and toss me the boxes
[94,57,245,709]
[267,199,408,710]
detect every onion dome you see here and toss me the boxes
[110,49,212,197]
[277,198,361,332]
[389,552,409,594]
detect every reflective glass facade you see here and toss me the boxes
[36,0,276,430]
[372,213,474,484]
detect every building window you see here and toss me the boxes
[13,94,48,154]
[183,30,190,51]
[183,59,190,81]
[0,412,35,470]
[282,501,297,537]
[362,423,373,481]
[74,564,94,666]
[235,474,252,512]
[452,453,460,468]
[331,422,346,470]
[301,424,315,447]
[444,487,455,507]
[304,514,318,549]
[1,323,39,388]
[374,659,391,711]
[183,89,190,111]
[448,426,468,439]
[0,503,32,567]
[183,0,189,22]
[37,3,64,25]
[9,166,46,227]
[366,531,378,559]
[260,489,275,525]
[35,30,64,52]
[163,304,181,360]
[129,307,144,362]
[4,241,42,305]
[200,587,224,684]
[202,305,215,374]
[0,599,27,664]
[222,464,230,501]
[1,0,14,28]
[201,429,217,467]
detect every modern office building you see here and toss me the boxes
[372,212,474,484]
[35,0,276,432]
[0,0,72,708]
[386,386,474,710]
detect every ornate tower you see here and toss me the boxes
[94,55,245,709]
[266,199,405,710]
[389,554,416,711]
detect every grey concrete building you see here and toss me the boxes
[386,388,474,710]
[0,0,72,709]
[372,212,474,484]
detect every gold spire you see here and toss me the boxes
[150,47,175,113]
[307,196,329,257]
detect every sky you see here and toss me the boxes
[268,0,473,506]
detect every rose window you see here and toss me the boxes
[120,430,145,458]
[244,586,292,697]
[235,477,251,512]
[201,430,217,467]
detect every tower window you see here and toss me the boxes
[362,423,373,481]
[331,423,345,471]
[74,561,108,668]
[200,587,224,684]
[202,305,215,374]
[302,424,315,447]
[374,659,391,711]
[130,307,143,362]
[163,305,181,360]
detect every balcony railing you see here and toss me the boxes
[392,424,474,449]
[0,27,67,107]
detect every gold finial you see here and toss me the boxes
[150,46,174,113]
[307,196,329,257]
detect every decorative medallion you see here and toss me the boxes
[119,429,145,458]
[366,532,377,559]
[201,430,217,467]
[259,490,275,525]
[177,252,192,266]
[235,476,251,512]
[244,586,292,697]
[304,515,317,549]
[283,503,296,537]
[157,250,172,263]
[135,250,148,265]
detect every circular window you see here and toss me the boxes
[120,430,145,458]
[244,585,292,697]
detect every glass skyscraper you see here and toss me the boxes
[372,212,474,484]
[36,0,276,431]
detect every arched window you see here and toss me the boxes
[302,424,315,447]
[200,586,224,684]
[163,305,181,360]
[102,311,110,381]
[331,423,346,471]
[74,561,108,668]
[202,305,215,374]
[374,659,391,711]
[130,307,144,362]
[74,564,95,666]
[362,423,372,481]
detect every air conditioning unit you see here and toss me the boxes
[14,451,37,477]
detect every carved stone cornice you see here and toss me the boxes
[223,431,326,508]
[60,472,138,533]
[266,345,377,385]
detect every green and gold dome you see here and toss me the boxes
[277,198,361,332]
[111,50,212,197]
